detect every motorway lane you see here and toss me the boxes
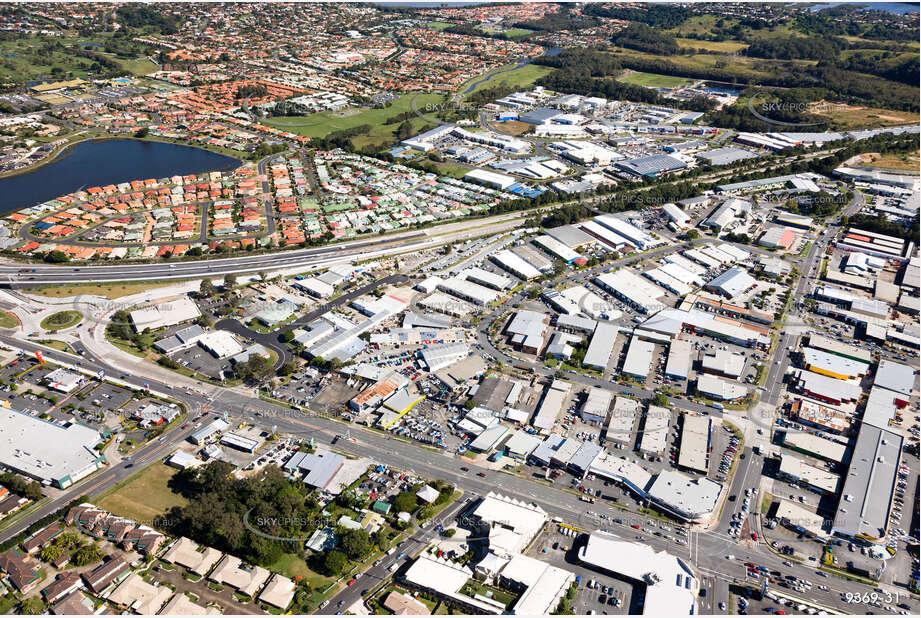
[0,192,640,285]
[0,232,431,284]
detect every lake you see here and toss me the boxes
[0,139,242,216]
[808,2,919,14]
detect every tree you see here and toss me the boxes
[19,598,44,615]
[43,250,69,263]
[71,542,102,567]
[279,361,296,376]
[281,330,296,343]
[652,393,670,408]
[323,550,348,576]
[40,543,64,563]
[684,229,700,241]
[223,273,237,290]
[396,120,414,141]
[0,472,43,501]
[200,279,217,298]
[393,491,417,514]
[340,528,371,560]
[134,127,149,138]
[235,355,274,383]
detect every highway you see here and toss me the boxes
[0,187,913,614]
[0,206,543,285]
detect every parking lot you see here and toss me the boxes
[526,524,635,615]
[64,381,136,426]
[169,344,229,380]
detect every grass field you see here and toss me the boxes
[499,28,535,38]
[35,339,76,354]
[113,56,159,75]
[0,38,100,83]
[676,38,748,53]
[40,310,82,331]
[264,93,444,140]
[419,157,472,178]
[425,21,456,31]
[461,63,554,99]
[25,281,180,299]
[97,463,188,524]
[617,71,697,88]
[0,311,18,329]
[670,15,728,36]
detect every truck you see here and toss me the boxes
[388,563,399,573]
[580,496,596,503]
[488,449,504,462]
[711,402,724,410]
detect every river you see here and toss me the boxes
[0,139,241,216]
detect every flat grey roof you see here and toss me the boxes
[568,442,603,473]
[545,224,596,248]
[874,359,916,397]
[833,425,902,541]
[623,336,655,379]
[531,434,565,464]
[584,322,620,370]
[678,414,710,474]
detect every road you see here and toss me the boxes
[316,499,470,615]
[0,186,911,614]
[215,273,409,369]
[0,205,545,285]
[0,333,911,615]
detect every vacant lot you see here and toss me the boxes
[813,102,920,130]
[113,56,159,76]
[854,150,921,172]
[425,21,455,31]
[97,462,188,524]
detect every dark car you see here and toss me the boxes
[477,472,487,478]
[460,466,469,472]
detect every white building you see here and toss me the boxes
[471,492,548,557]
[579,531,699,615]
